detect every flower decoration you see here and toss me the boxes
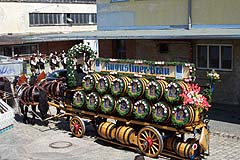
[207,69,220,83]
[180,83,211,111]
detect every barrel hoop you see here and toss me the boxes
[116,126,122,142]
[108,124,116,140]
[127,128,135,145]
[185,143,192,158]
[98,122,104,137]
[105,123,112,139]
[122,127,130,144]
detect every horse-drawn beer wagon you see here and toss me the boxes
[15,44,218,160]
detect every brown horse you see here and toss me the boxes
[16,72,49,125]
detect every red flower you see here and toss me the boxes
[180,83,211,111]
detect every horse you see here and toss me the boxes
[16,72,50,125]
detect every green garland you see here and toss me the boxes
[133,99,151,120]
[96,76,111,94]
[72,90,86,108]
[164,82,183,103]
[152,102,171,123]
[116,97,133,117]
[145,80,162,101]
[171,105,190,128]
[127,79,143,99]
[100,94,116,114]
[111,78,124,96]
[67,43,97,88]
[86,92,100,111]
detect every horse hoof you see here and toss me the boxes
[30,119,36,125]
[43,121,49,126]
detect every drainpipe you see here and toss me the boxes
[188,0,192,30]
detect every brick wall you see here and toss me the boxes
[39,40,82,55]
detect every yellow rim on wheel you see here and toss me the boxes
[69,116,86,138]
[137,126,163,158]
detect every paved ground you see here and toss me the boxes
[0,103,240,160]
[1,64,239,160]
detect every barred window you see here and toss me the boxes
[0,0,96,4]
[29,13,97,26]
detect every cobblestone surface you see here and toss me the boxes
[0,115,240,160]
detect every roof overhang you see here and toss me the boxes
[1,28,240,45]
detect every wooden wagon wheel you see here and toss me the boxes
[69,116,86,138]
[137,126,163,158]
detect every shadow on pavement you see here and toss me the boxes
[208,103,240,124]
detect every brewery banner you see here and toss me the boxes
[92,58,194,80]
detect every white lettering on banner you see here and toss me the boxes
[103,62,170,75]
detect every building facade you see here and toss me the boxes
[0,0,97,57]
[97,0,240,105]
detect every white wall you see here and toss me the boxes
[0,2,97,34]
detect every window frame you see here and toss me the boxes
[29,13,97,26]
[111,0,129,2]
[196,44,233,71]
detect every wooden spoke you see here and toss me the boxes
[151,147,156,155]
[143,131,149,138]
[137,126,163,158]
[139,138,145,141]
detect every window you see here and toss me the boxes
[0,0,96,3]
[0,44,38,57]
[111,0,129,2]
[29,13,97,26]
[196,44,233,70]
[115,40,126,59]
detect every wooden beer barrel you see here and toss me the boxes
[171,105,200,127]
[101,94,116,114]
[97,122,117,140]
[115,126,136,145]
[152,101,171,123]
[116,97,133,117]
[73,90,86,108]
[175,140,198,159]
[96,75,115,94]
[111,76,131,96]
[82,73,101,92]
[133,99,151,120]
[86,92,101,111]
[127,78,149,99]
[145,80,167,101]
[164,81,188,103]
[164,136,181,151]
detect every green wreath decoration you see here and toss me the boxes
[111,76,130,96]
[152,102,171,123]
[86,92,101,111]
[111,78,124,96]
[82,73,100,92]
[66,43,96,88]
[164,82,183,103]
[96,76,112,94]
[72,90,86,108]
[100,94,116,114]
[127,79,144,99]
[145,80,164,101]
[171,105,191,127]
[116,97,133,117]
[133,99,151,120]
